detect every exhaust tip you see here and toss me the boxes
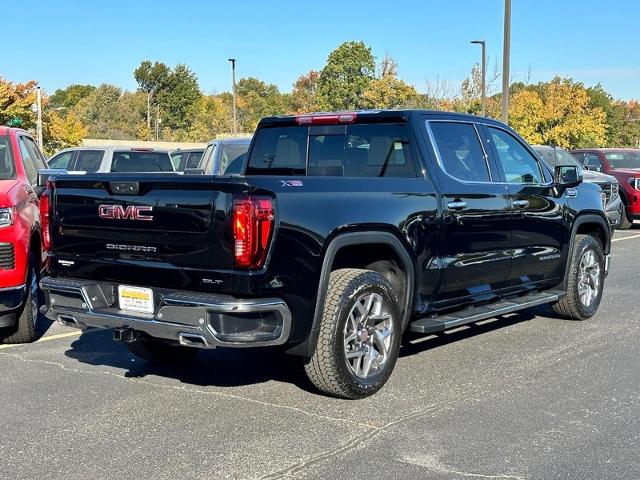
[57,314,78,327]
[178,333,209,348]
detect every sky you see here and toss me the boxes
[4,0,639,100]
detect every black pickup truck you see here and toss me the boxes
[40,110,611,399]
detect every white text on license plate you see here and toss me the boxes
[118,285,154,314]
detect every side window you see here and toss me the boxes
[572,152,585,164]
[186,151,204,169]
[201,144,215,173]
[429,122,490,182]
[48,151,74,169]
[23,137,47,170]
[75,150,103,172]
[18,137,38,185]
[487,127,543,184]
[584,154,603,171]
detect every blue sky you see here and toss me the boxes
[5,0,639,99]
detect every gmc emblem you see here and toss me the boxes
[98,204,154,221]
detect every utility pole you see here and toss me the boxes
[501,0,511,124]
[155,104,160,140]
[471,40,486,116]
[228,58,237,135]
[36,86,43,149]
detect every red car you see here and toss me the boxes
[0,126,48,343]
[571,148,640,229]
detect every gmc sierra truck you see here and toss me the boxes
[40,110,611,399]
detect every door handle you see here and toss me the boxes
[447,201,468,211]
[513,199,529,209]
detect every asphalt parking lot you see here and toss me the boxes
[1,229,640,480]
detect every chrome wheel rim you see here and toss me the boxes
[29,266,38,327]
[343,292,394,379]
[578,249,601,307]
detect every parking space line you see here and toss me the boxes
[612,233,640,243]
[0,330,83,350]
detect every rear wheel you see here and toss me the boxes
[552,234,605,320]
[1,259,39,344]
[304,268,402,399]
[127,337,198,364]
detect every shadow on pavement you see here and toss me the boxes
[61,305,557,392]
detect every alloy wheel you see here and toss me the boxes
[577,249,601,307]
[343,292,394,379]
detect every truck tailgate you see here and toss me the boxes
[50,174,234,273]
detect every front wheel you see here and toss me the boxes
[1,260,39,344]
[304,268,402,399]
[552,234,605,320]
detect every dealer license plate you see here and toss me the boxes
[118,285,154,314]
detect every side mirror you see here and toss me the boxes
[554,165,583,188]
[37,168,68,187]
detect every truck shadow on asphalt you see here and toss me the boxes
[62,305,550,392]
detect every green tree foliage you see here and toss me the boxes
[75,84,146,139]
[49,84,96,109]
[134,61,170,128]
[235,77,291,132]
[316,41,375,110]
[156,64,202,132]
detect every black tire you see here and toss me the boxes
[552,234,605,320]
[304,268,402,399]
[126,337,198,364]
[619,208,633,229]
[1,259,39,344]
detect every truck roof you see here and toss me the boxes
[258,109,508,128]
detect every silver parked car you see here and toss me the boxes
[47,147,175,173]
[533,145,623,228]
[197,137,252,175]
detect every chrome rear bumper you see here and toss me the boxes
[40,277,292,348]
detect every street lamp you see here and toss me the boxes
[228,58,237,135]
[470,40,486,116]
[501,0,511,124]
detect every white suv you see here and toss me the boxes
[47,147,174,173]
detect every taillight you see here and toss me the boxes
[232,196,274,269]
[40,191,51,252]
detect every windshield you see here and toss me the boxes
[605,152,640,169]
[533,147,579,168]
[111,151,174,172]
[0,136,16,180]
[555,149,580,167]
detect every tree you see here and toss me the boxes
[0,78,38,129]
[362,75,420,109]
[235,77,289,132]
[49,84,95,109]
[156,64,202,133]
[43,110,87,154]
[507,77,606,148]
[316,41,376,111]
[291,71,320,113]
[134,61,170,129]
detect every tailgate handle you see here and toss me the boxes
[110,182,140,195]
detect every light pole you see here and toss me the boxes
[228,58,237,135]
[36,86,43,149]
[501,0,511,124]
[470,40,486,116]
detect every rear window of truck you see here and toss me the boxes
[111,151,174,172]
[246,124,419,177]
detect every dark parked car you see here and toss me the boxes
[571,148,640,229]
[40,110,610,398]
[533,145,623,228]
